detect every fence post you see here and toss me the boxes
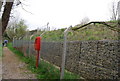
[29,35,33,58]
[60,26,72,79]
[13,36,16,48]
[13,37,14,47]
[38,30,47,64]
[14,38,16,48]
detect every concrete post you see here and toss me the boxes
[29,35,33,58]
[60,26,72,79]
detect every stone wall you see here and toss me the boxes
[13,40,120,79]
[40,40,120,79]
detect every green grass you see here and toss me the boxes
[107,20,118,23]
[7,43,81,79]
[25,21,118,42]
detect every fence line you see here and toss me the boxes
[13,40,120,79]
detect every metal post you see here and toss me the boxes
[60,26,72,79]
[38,23,48,64]
[13,37,14,47]
[13,27,16,47]
[14,37,16,48]
[47,22,49,31]
[29,35,33,58]
[40,31,46,37]
[13,36,16,48]
[38,29,47,64]
[19,37,22,40]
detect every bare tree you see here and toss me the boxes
[110,1,118,20]
[110,1,120,21]
[1,0,30,35]
[80,17,90,25]
[117,1,120,31]
[117,1,120,20]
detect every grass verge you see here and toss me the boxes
[7,43,81,79]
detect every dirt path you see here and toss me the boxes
[2,47,37,79]
[0,57,2,80]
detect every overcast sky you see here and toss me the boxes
[13,0,119,30]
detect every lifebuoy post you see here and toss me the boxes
[34,36,41,68]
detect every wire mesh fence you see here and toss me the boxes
[13,39,120,79]
[12,24,120,79]
[13,39,35,57]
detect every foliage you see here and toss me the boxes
[6,20,28,40]
[69,24,118,41]
[7,43,81,79]
[108,20,118,23]
[30,22,118,42]
[31,29,64,42]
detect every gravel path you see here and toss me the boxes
[2,47,37,79]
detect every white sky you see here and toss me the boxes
[13,0,119,30]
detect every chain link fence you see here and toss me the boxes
[13,39,35,58]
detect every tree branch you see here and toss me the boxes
[72,21,119,32]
